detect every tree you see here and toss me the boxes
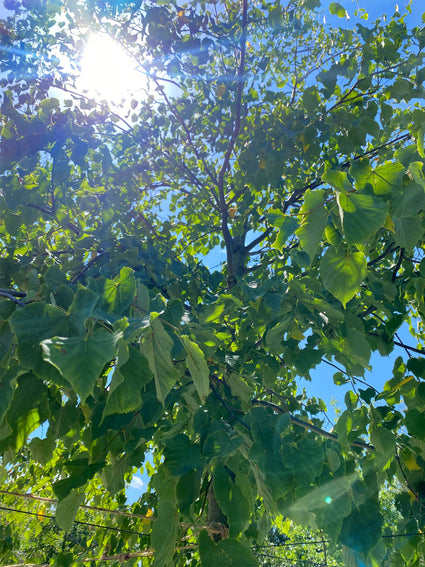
[1,0,425,564]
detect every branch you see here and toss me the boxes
[0,490,154,522]
[281,133,412,214]
[367,242,398,266]
[210,380,251,430]
[395,450,420,502]
[252,399,374,451]
[245,226,274,252]
[53,83,134,132]
[24,203,81,235]
[0,289,26,306]
[154,81,218,191]
[217,0,248,287]
[392,247,405,283]
[368,332,424,355]
[75,546,197,563]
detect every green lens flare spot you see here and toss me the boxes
[325,496,332,504]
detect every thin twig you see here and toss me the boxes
[210,382,251,430]
[0,291,26,306]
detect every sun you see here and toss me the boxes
[77,33,146,104]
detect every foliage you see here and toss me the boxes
[1,0,425,565]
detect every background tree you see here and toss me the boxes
[1,0,425,565]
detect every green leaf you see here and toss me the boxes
[53,459,105,499]
[4,373,47,450]
[405,409,425,439]
[181,335,210,402]
[340,496,383,555]
[103,267,136,313]
[102,456,127,494]
[267,212,299,250]
[55,492,84,532]
[104,345,152,417]
[295,189,328,262]
[350,159,373,191]
[29,435,55,465]
[163,434,202,476]
[392,183,425,217]
[227,374,252,403]
[284,438,324,482]
[408,161,425,188]
[41,331,121,402]
[320,247,367,307]
[68,287,98,336]
[214,462,251,537]
[151,500,178,567]
[393,217,423,249]
[10,303,68,368]
[329,2,348,18]
[417,123,425,158]
[370,427,395,460]
[323,168,352,191]
[199,531,258,567]
[141,319,179,405]
[371,162,404,194]
[337,193,387,244]
[176,469,202,510]
[203,426,243,459]
[0,464,7,485]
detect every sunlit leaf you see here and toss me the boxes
[55,492,84,532]
[320,247,367,307]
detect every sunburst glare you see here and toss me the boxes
[77,33,146,103]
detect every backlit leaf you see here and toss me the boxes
[103,267,136,314]
[296,189,328,262]
[55,492,84,532]
[320,247,367,307]
[337,193,387,244]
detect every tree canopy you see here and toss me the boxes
[1,0,425,565]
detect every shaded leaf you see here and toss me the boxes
[151,500,178,567]
[163,434,202,476]
[104,345,152,417]
[41,331,121,402]
[181,335,210,402]
[141,318,179,405]
[199,531,258,567]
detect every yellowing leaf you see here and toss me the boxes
[228,205,237,219]
[289,322,305,341]
[216,84,226,98]
[384,215,395,233]
[37,505,46,522]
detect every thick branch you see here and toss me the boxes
[217,0,248,287]
[252,399,374,451]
